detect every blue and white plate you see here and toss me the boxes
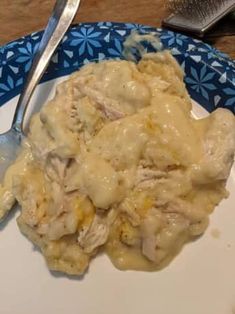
[0,23,235,314]
[1,22,235,112]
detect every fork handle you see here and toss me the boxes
[12,0,80,134]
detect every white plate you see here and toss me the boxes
[0,76,235,314]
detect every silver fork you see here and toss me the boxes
[0,0,81,180]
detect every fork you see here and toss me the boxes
[0,0,81,180]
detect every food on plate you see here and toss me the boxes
[0,49,234,275]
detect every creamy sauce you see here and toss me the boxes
[90,115,148,169]
[0,47,234,276]
[76,152,125,209]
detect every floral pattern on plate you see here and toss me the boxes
[0,22,234,113]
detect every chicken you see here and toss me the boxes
[78,209,117,254]
[0,47,234,276]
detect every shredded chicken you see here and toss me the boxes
[0,46,234,276]
[78,209,117,253]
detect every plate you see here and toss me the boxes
[0,23,235,314]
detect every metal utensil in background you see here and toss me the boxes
[204,11,235,38]
[163,0,235,37]
[0,0,81,180]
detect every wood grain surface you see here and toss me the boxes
[0,0,234,58]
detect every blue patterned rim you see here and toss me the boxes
[0,22,235,113]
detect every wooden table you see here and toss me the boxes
[0,0,234,59]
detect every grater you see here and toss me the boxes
[162,0,235,36]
